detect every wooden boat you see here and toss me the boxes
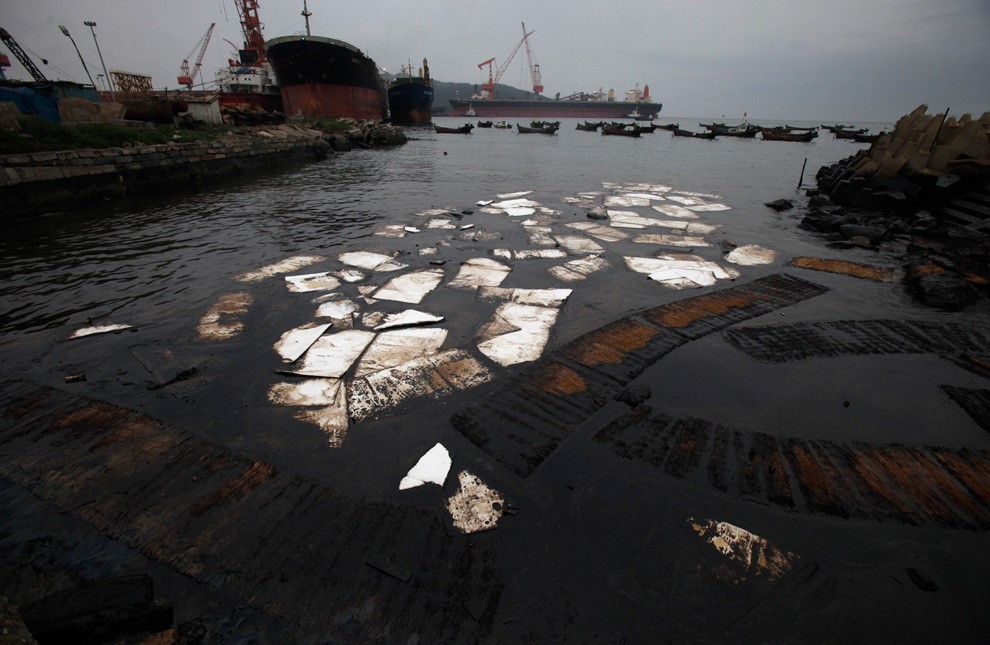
[713,124,760,137]
[530,120,561,131]
[853,132,883,143]
[576,122,598,131]
[655,123,679,131]
[761,128,817,142]
[517,123,557,134]
[602,124,640,137]
[699,122,725,130]
[784,125,819,131]
[635,123,658,134]
[673,127,716,139]
[833,128,868,139]
[477,120,493,128]
[435,123,474,134]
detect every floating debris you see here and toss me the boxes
[688,203,732,212]
[477,303,560,366]
[354,328,448,377]
[553,235,604,254]
[493,198,540,209]
[446,470,506,534]
[504,207,537,217]
[665,195,707,206]
[273,323,332,362]
[459,224,475,230]
[287,329,376,378]
[632,234,712,247]
[549,255,611,281]
[69,323,134,339]
[63,372,86,383]
[620,192,667,201]
[316,299,361,320]
[349,349,493,421]
[493,249,568,260]
[404,226,421,233]
[268,378,342,407]
[725,244,777,266]
[528,230,558,246]
[197,292,252,341]
[373,269,445,304]
[689,518,798,580]
[478,287,573,308]
[419,247,440,256]
[338,251,408,272]
[476,199,494,206]
[285,272,342,293]
[374,224,407,238]
[336,269,367,283]
[399,443,452,490]
[651,204,700,219]
[497,190,532,199]
[604,195,651,207]
[447,258,512,290]
[624,256,738,289]
[566,222,629,242]
[235,255,325,282]
[427,219,456,229]
[373,309,445,331]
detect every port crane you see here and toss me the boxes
[177,22,215,89]
[0,27,49,82]
[235,0,267,65]
[477,22,540,99]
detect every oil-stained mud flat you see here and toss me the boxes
[0,381,502,640]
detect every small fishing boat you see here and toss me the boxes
[435,123,474,134]
[761,128,817,142]
[517,123,557,134]
[833,128,869,139]
[784,124,819,131]
[713,124,760,137]
[635,123,658,134]
[655,123,679,131]
[576,121,599,131]
[853,132,883,143]
[477,120,493,128]
[493,121,512,129]
[673,127,717,139]
[602,124,640,137]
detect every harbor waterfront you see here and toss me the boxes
[2,115,990,642]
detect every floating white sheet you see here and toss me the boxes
[604,195,651,207]
[632,234,712,247]
[497,190,533,199]
[196,292,252,341]
[565,222,629,242]
[477,302,559,366]
[69,323,134,339]
[274,322,332,362]
[289,329,376,378]
[725,244,777,266]
[447,258,512,290]
[338,251,408,272]
[478,287,572,308]
[374,224,407,238]
[234,255,325,282]
[373,309,445,331]
[285,272,342,293]
[354,327,448,377]
[373,269,445,304]
[399,443,452,490]
[687,203,732,212]
[651,204,700,219]
[427,218,456,229]
[268,378,342,407]
[553,235,604,254]
[493,249,568,260]
[316,299,360,320]
[548,255,611,281]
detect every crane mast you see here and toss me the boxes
[235,0,267,65]
[521,22,542,95]
[178,23,215,89]
[0,27,48,82]
[476,25,534,99]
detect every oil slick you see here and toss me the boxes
[399,443,452,490]
[689,518,798,581]
[235,255,326,282]
[446,471,506,534]
[197,292,253,341]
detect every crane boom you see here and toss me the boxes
[178,23,215,89]
[477,26,533,99]
[521,22,542,95]
[0,27,48,82]
[235,0,267,65]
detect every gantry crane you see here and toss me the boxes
[177,22,215,89]
[0,27,49,82]
[476,23,535,99]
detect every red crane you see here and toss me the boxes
[177,22,215,89]
[477,23,535,99]
[521,21,542,95]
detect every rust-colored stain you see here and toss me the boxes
[534,362,588,396]
[197,292,253,342]
[2,388,64,420]
[847,450,920,523]
[903,447,988,525]
[931,449,990,504]
[644,292,765,328]
[191,460,276,517]
[906,260,946,279]
[784,442,845,514]
[789,257,900,282]
[49,402,120,439]
[565,319,660,367]
[867,447,961,526]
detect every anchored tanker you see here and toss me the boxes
[452,22,661,119]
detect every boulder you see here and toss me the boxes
[764,199,793,212]
[613,385,652,408]
[915,272,978,310]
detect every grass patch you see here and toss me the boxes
[310,118,353,133]
[0,116,178,154]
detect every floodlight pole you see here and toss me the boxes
[59,25,96,88]
[84,20,115,99]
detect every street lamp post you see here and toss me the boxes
[84,20,115,100]
[58,25,96,89]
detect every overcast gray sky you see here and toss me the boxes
[3,0,989,121]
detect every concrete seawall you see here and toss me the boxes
[0,125,332,216]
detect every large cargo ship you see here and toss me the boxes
[387,59,434,124]
[264,2,386,120]
[449,86,661,119]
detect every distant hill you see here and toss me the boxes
[430,80,533,115]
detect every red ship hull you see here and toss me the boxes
[280,83,382,120]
